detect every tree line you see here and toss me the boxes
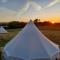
[0,19,60,29]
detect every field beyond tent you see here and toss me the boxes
[0,27,60,47]
[0,26,60,47]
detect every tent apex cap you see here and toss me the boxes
[28,19,34,24]
[29,19,33,22]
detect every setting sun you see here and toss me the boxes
[51,21,55,24]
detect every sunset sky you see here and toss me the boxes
[0,0,60,22]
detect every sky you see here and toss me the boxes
[0,0,60,22]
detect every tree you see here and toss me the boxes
[7,21,26,29]
[34,19,38,23]
[8,21,20,29]
[34,19,40,27]
[42,21,52,26]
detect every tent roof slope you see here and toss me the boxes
[0,26,8,34]
[4,20,59,59]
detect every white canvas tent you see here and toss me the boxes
[0,26,8,40]
[0,26,8,34]
[3,20,59,60]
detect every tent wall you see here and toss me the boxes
[32,58,50,60]
[3,51,24,60]
[51,52,60,60]
[3,21,59,60]
[3,56,24,60]
[3,58,51,60]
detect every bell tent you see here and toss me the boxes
[3,20,59,60]
[0,26,8,34]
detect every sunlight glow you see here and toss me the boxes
[51,21,55,24]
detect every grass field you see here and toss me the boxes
[0,26,60,47]
[41,30,60,45]
[0,29,20,47]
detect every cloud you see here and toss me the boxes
[16,0,42,19]
[16,0,59,17]
[30,1,42,11]
[16,2,30,19]
[1,0,8,3]
[45,0,59,8]
[3,0,58,20]
[0,7,17,22]
[28,0,59,8]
